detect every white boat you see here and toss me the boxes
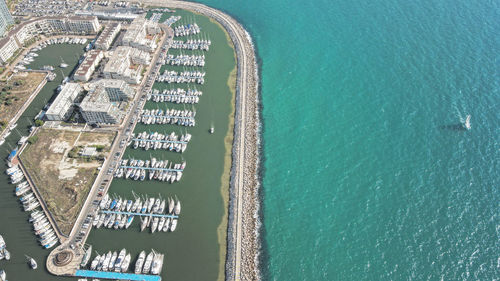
[174,200,181,215]
[0,270,5,281]
[121,253,131,272]
[80,245,92,267]
[114,249,126,272]
[102,251,112,271]
[151,217,159,233]
[464,115,471,130]
[0,235,5,249]
[170,218,178,231]
[142,251,154,274]
[150,253,164,275]
[26,255,37,269]
[168,197,174,213]
[90,254,100,270]
[3,249,10,260]
[60,57,68,68]
[108,251,117,271]
[96,254,106,271]
[158,217,165,232]
[134,250,146,274]
[125,216,134,229]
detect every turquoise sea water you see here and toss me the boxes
[196,0,499,279]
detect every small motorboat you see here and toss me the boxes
[26,255,37,269]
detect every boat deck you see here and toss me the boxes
[75,270,161,281]
[141,114,195,120]
[132,138,188,144]
[119,166,183,172]
[100,210,179,219]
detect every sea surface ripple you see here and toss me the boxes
[196,0,499,279]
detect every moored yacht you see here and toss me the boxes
[134,250,146,274]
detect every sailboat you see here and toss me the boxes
[464,115,471,130]
[59,57,68,68]
[26,255,37,269]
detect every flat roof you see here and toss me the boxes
[75,50,102,76]
[75,270,161,281]
[95,22,121,47]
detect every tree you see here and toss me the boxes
[27,135,38,144]
[34,119,44,127]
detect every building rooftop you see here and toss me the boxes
[95,22,120,47]
[45,82,82,116]
[74,50,102,78]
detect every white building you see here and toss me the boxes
[0,36,19,64]
[0,15,100,65]
[0,0,13,36]
[103,46,150,84]
[89,79,135,101]
[122,16,160,52]
[65,16,101,34]
[95,22,121,50]
[74,50,104,81]
[45,83,82,121]
[80,100,122,124]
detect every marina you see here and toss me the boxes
[0,7,237,281]
[156,70,206,84]
[6,163,60,249]
[171,39,211,51]
[130,131,191,152]
[139,108,196,126]
[0,43,87,280]
[87,8,236,281]
[174,23,201,37]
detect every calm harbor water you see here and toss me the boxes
[0,9,236,281]
[0,44,85,280]
[193,0,499,280]
[87,9,235,281]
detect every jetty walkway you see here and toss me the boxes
[75,270,161,281]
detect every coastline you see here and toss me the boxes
[142,1,262,279]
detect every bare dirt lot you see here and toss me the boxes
[0,72,45,131]
[20,128,116,235]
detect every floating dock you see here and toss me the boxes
[75,270,161,281]
[100,210,179,219]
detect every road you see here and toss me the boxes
[63,25,172,252]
